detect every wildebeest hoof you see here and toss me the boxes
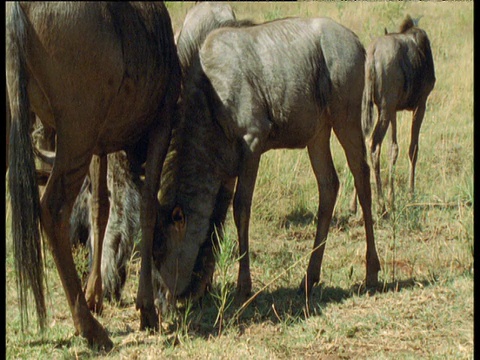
[139,306,159,332]
[298,275,319,299]
[74,306,113,351]
[234,289,251,307]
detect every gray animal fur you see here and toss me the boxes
[156,16,380,303]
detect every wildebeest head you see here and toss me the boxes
[153,198,219,305]
[152,2,251,306]
[152,105,225,304]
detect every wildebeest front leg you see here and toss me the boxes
[233,150,261,304]
[85,154,109,314]
[300,128,339,298]
[408,100,426,199]
[136,122,172,331]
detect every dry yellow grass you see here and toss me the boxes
[6,2,473,359]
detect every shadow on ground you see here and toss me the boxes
[161,275,436,340]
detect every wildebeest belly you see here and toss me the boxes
[265,105,325,150]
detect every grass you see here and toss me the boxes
[5,2,473,359]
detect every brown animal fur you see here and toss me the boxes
[6,2,180,349]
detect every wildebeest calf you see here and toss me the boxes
[357,15,436,215]
[154,16,381,307]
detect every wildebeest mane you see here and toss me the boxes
[399,14,415,33]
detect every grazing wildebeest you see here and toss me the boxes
[359,15,435,214]
[30,2,248,311]
[154,17,381,307]
[152,2,257,301]
[6,1,181,349]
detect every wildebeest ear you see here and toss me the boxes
[172,205,186,231]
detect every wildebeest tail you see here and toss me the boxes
[362,53,375,138]
[6,2,46,331]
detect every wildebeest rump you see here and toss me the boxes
[6,1,181,349]
[155,17,381,306]
[359,15,435,214]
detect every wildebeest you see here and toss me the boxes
[154,17,381,306]
[176,2,254,79]
[99,151,143,302]
[36,145,143,304]
[6,1,181,349]
[176,2,236,77]
[360,15,435,214]
[151,2,257,301]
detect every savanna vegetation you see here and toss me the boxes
[5,2,473,359]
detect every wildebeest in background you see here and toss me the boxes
[6,1,181,349]
[67,150,142,303]
[99,151,143,302]
[176,2,255,79]
[358,15,435,215]
[176,2,236,77]
[154,17,381,307]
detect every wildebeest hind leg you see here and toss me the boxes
[300,127,338,299]
[408,101,426,199]
[41,147,112,349]
[370,110,390,215]
[334,122,380,288]
[387,116,399,210]
[136,121,172,331]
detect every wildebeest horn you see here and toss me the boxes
[412,15,423,27]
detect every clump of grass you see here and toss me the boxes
[209,227,240,336]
